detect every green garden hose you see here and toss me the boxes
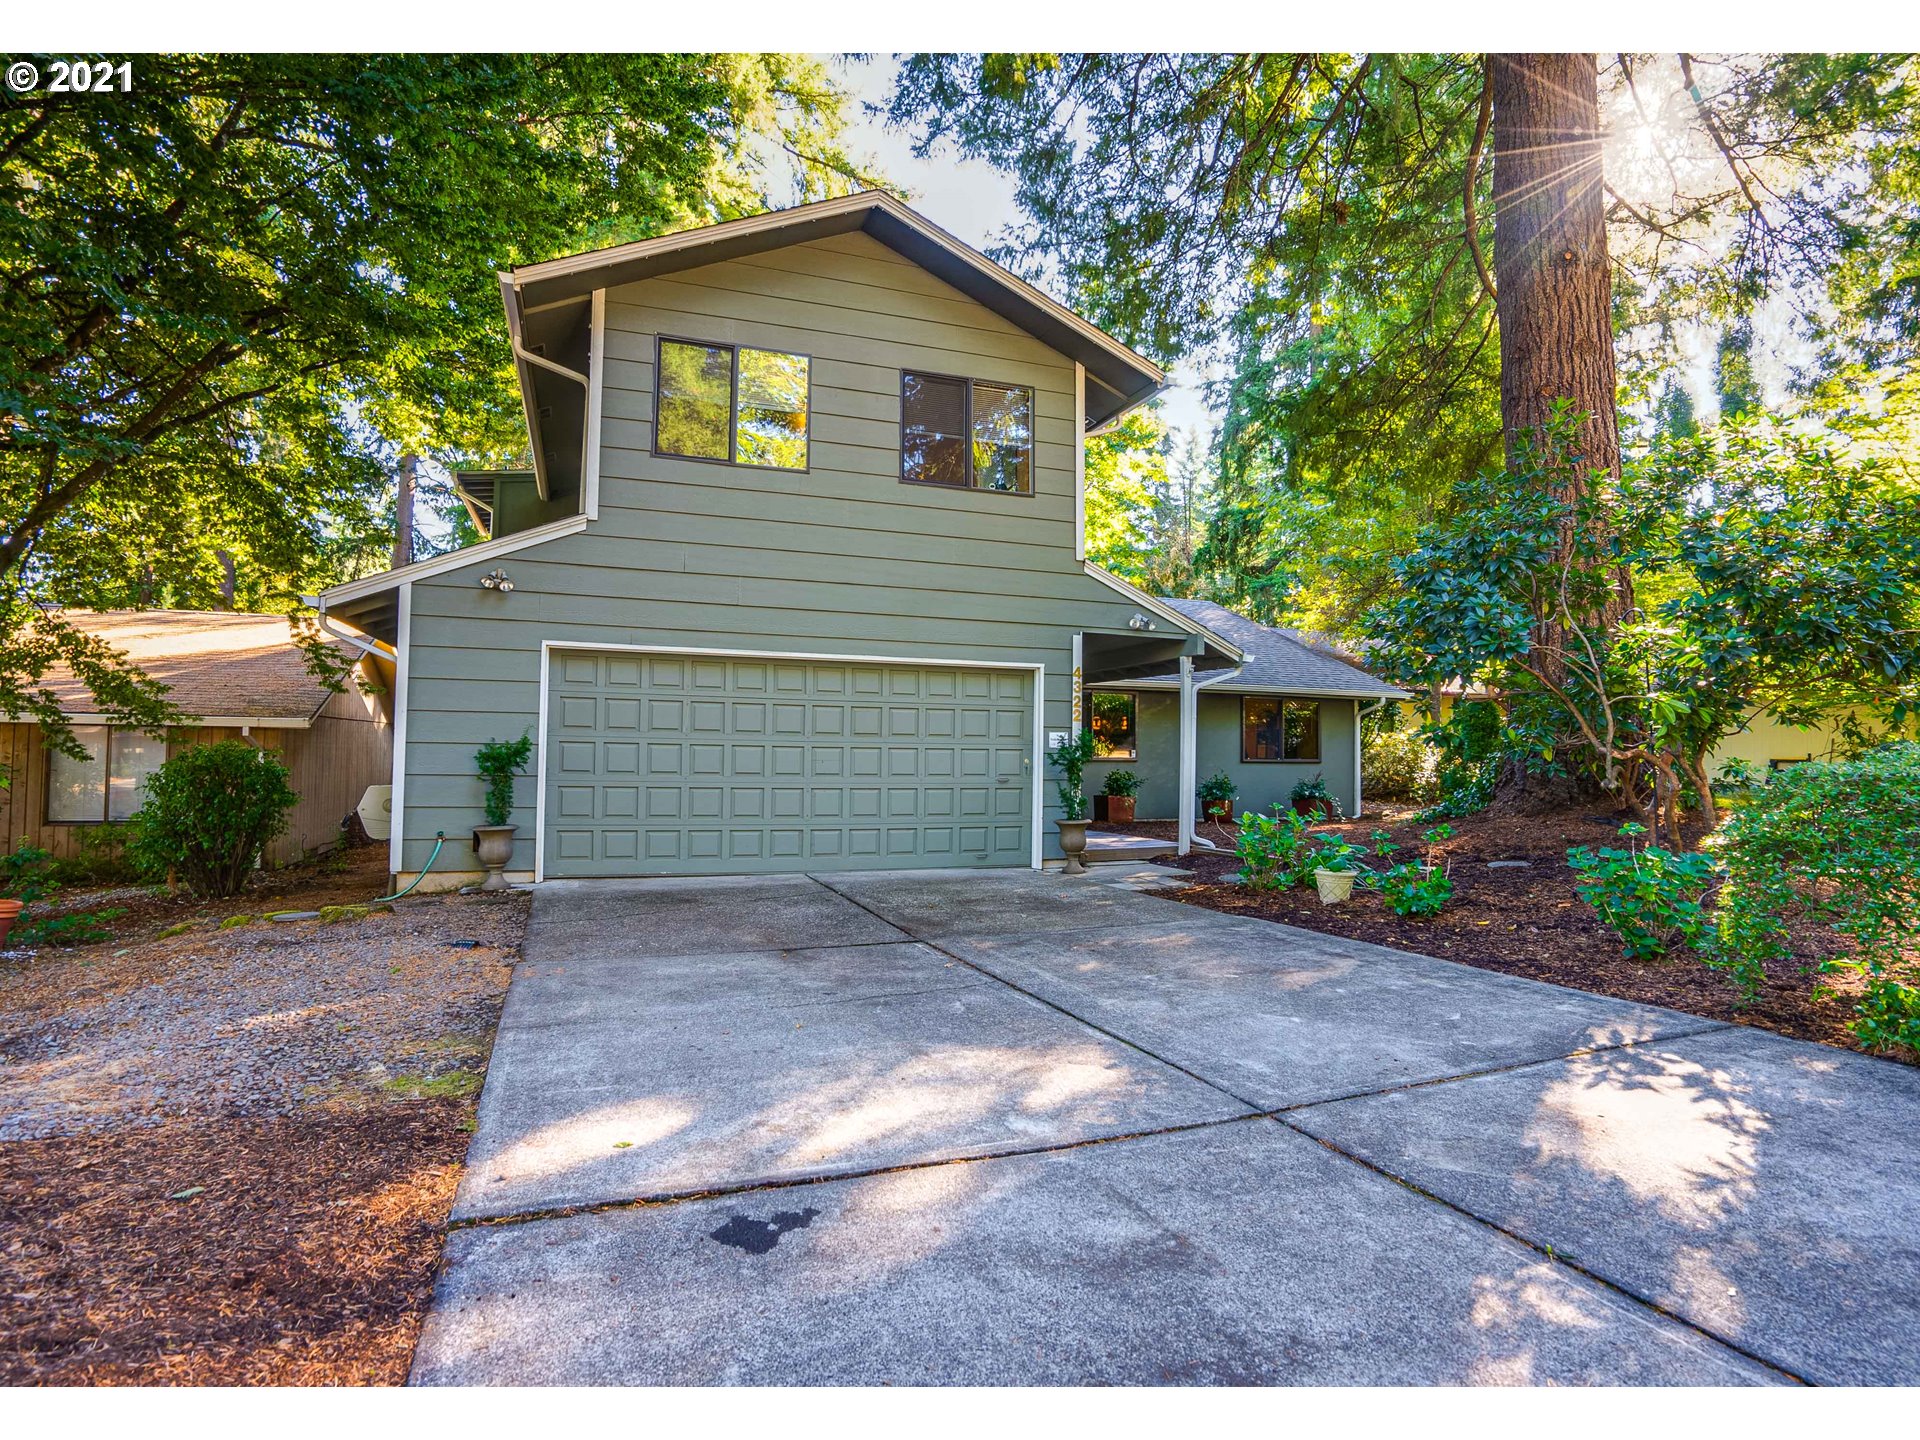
[374,830,445,903]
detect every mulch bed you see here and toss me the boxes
[1104,808,1911,1063]
[0,1104,469,1385]
[0,844,527,1384]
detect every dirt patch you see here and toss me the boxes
[0,844,528,1384]
[1103,810,1906,1062]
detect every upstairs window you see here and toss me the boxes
[656,337,809,471]
[1242,698,1321,763]
[47,725,165,823]
[902,372,1033,494]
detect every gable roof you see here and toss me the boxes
[1135,599,1408,699]
[23,611,363,725]
[503,190,1166,431]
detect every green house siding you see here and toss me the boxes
[1085,692,1360,821]
[395,233,1179,878]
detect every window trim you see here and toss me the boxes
[44,724,168,826]
[1085,689,1139,761]
[1239,696,1323,764]
[897,368,1037,499]
[651,333,813,474]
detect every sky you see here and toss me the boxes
[833,56,1222,448]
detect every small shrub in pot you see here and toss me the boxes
[1197,771,1236,820]
[1289,775,1340,820]
[1098,768,1142,824]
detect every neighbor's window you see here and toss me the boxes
[47,725,166,823]
[902,371,1033,494]
[1241,698,1321,763]
[1087,692,1137,760]
[656,337,809,470]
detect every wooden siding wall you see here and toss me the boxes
[400,231,1165,875]
[0,685,390,868]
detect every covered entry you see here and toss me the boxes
[543,649,1034,877]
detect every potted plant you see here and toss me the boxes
[473,733,534,891]
[1096,769,1142,825]
[1049,729,1099,875]
[1310,836,1369,905]
[1290,775,1340,821]
[1198,771,1236,821]
[0,842,55,949]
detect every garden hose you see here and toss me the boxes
[374,830,444,903]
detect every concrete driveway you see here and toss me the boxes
[412,868,1920,1386]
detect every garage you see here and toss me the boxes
[543,649,1035,877]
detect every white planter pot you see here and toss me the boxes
[1313,868,1357,906]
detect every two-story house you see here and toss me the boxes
[317,192,1391,889]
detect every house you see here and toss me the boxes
[319,191,1369,887]
[0,610,393,867]
[1083,599,1407,821]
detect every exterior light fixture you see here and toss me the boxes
[1128,613,1155,631]
[480,568,514,592]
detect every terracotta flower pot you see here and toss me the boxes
[1057,818,1091,876]
[1293,797,1336,820]
[1203,799,1233,821]
[1105,795,1136,825]
[0,898,22,949]
[471,824,517,892]
[1313,868,1357,905]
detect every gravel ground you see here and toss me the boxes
[0,878,521,1139]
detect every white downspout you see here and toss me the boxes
[304,595,395,663]
[509,337,591,504]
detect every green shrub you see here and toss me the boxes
[45,822,138,886]
[1310,835,1369,873]
[1367,824,1455,916]
[1363,726,1440,802]
[1101,769,1142,798]
[1047,728,1098,821]
[1709,743,1920,1053]
[127,741,299,898]
[16,907,124,948]
[475,733,534,828]
[2,841,57,905]
[1568,824,1720,961]
[1235,806,1317,889]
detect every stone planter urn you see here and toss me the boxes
[1313,867,1357,905]
[471,824,517,892]
[1057,818,1091,876]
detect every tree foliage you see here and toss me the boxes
[1374,410,1920,838]
[1,53,877,747]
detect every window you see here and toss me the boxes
[47,726,166,823]
[1241,698,1321,763]
[901,371,1033,494]
[655,338,809,470]
[1087,692,1137,760]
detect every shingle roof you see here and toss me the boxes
[28,611,358,723]
[1149,599,1408,698]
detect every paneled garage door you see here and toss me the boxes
[544,650,1034,877]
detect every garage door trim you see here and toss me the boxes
[533,641,1046,881]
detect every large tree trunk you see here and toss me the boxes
[1489,53,1634,671]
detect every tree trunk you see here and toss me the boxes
[392,453,417,572]
[1489,54,1634,673]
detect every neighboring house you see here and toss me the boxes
[319,190,1264,887]
[1083,599,1407,821]
[0,610,393,866]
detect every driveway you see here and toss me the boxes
[412,868,1920,1386]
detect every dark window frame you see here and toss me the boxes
[652,334,813,474]
[1240,696,1323,764]
[1085,690,1139,761]
[898,368,1037,498]
[43,724,168,825]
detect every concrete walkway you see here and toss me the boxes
[413,869,1920,1386]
